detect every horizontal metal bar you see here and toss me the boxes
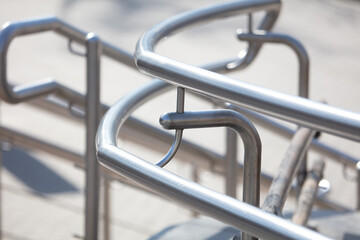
[98,145,331,240]
[1,111,345,215]
[134,0,360,142]
[25,79,352,213]
[230,105,360,168]
[7,87,345,214]
[96,69,331,240]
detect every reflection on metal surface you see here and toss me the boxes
[0,0,359,239]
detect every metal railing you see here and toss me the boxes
[1,0,359,239]
[95,79,330,240]
[0,3,278,238]
[97,0,359,239]
[134,0,360,141]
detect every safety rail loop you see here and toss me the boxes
[0,16,135,104]
[134,0,360,141]
[95,77,331,240]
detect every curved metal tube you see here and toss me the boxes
[95,79,331,240]
[134,0,360,141]
[135,0,280,71]
[237,30,309,98]
[0,16,136,104]
[156,87,185,167]
[237,30,311,191]
[0,8,279,105]
[160,110,262,208]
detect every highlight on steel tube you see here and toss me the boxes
[0,0,359,239]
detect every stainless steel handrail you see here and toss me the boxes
[95,79,331,240]
[0,17,108,240]
[237,30,309,98]
[1,1,357,238]
[0,13,278,239]
[160,109,261,240]
[134,0,360,141]
[160,110,262,208]
[0,16,135,104]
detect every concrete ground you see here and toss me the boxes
[0,0,359,239]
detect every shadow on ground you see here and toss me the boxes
[2,147,79,194]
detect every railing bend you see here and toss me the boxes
[96,79,331,240]
[134,0,360,141]
[0,16,135,104]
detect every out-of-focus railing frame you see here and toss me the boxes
[0,18,107,239]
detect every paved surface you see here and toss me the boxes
[0,0,359,239]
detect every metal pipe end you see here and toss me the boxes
[159,112,172,129]
[86,32,100,42]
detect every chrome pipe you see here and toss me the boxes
[134,0,360,141]
[231,105,360,168]
[357,162,360,210]
[84,33,101,240]
[155,87,185,167]
[226,128,238,198]
[237,31,309,98]
[103,176,111,240]
[160,110,261,210]
[0,16,136,104]
[237,30,311,190]
[160,110,261,240]
[96,97,331,240]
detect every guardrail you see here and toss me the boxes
[95,78,330,240]
[97,0,359,239]
[134,0,360,141]
[0,2,278,238]
[1,0,359,239]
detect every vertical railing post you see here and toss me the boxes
[191,162,200,217]
[0,102,3,240]
[0,142,2,240]
[103,176,111,240]
[357,161,360,210]
[85,33,101,240]
[225,128,238,198]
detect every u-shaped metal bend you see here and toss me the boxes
[160,109,262,207]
